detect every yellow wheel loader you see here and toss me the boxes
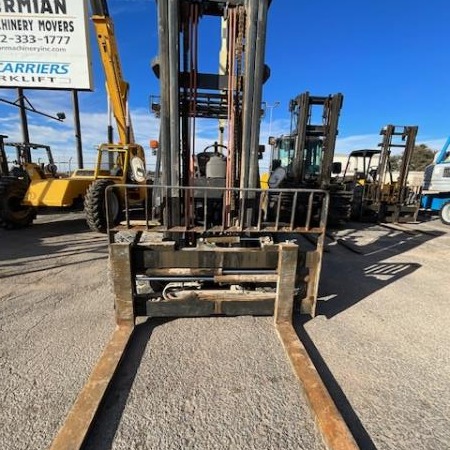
[0,138,55,228]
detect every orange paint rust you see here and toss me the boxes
[276,321,359,450]
[49,324,134,450]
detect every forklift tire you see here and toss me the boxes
[0,178,35,228]
[439,201,450,225]
[328,191,352,226]
[84,179,121,233]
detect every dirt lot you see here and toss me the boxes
[0,212,449,450]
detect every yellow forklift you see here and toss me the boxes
[343,125,421,223]
[0,136,56,228]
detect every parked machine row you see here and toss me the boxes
[266,111,423,225]
[0,0,148,232]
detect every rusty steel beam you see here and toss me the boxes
[273,245,358,450]
[49,325,134,450]
[214,274,278,283]
[110,243,135,325]
[276,323,359,450]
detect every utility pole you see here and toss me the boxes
[17,88,31,161]
[72,90,84,169]
[265,101,280,136]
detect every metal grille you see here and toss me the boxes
[105,184,329,236]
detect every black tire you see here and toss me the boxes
[0,178,35,228]
[439,201,450,225]
[328,191,352,226]
[84,179,121,233]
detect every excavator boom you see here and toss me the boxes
[90,0,133,144]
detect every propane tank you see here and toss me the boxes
[206,154,226,178]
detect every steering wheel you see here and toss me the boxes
[202,143,227,154]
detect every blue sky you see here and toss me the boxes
[0,0,448,172]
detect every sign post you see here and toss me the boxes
[72,89,83,169]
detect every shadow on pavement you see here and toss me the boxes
[316,223,443,318]
[0,216,108,268]
[295,317,378,450]
[291,221,445,448]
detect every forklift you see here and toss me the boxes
[267,92,352,224]
[50,2,358,449]
[0,135,56,228]
[344,125,421,223]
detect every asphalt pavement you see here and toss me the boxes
[0,212,449,449]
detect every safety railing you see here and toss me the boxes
[363,182,423,206]
[105,184,330,237]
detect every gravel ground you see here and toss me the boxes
[1,212,449,450]
[304,218,450,450]
[85,317,324,450]
[0,212,324,450]
[0,213,113,450]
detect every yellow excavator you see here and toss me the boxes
[4,0,147,233]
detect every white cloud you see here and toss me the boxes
[417,138,446,152]
[1,88,447,175]
[335,134,380,154]
[335,133,447,156]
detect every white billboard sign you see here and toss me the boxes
[0,0,93,90]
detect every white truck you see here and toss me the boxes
[421,137,450,225]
